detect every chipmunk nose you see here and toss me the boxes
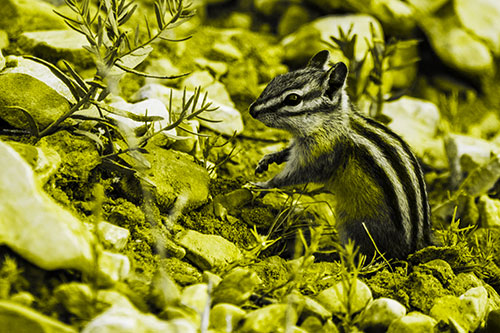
[249,103,258,118]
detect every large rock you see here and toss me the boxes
[0,73,72,130]
[445,134,500,187]
[0,300,76,333]
[133,83,244,136]
[316,279,373,315]
[387,311,437,332]
[144,145,210,213]
[240,304,298,333]
[420,13,493,77]
[82,300,196,333]
[0,141,96,273]
[281,14,384,67]
[18,30,93,67]
[455,0,500,55]
[382,96,446,169]
[359,298,407,331]
[0,0,67,35]
[175,230,242,271]
[430,286,489,332]
[2,56,76,101]
[108,97,178,139]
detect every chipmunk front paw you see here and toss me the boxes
[255,155,273,175]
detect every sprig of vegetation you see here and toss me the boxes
[16,0,220,173]
[325,23,419,122]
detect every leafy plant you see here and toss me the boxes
[19,0,217,172]
[325,23,419,122]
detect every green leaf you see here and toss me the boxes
[6,106,40,137]
[94,102,165,122]
[62,60,89,93]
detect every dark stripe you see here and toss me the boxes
[352,133,405,232]
[360,114,430,248]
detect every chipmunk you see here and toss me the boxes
[249,50,432,259]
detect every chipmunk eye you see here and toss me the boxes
[283,93,302,106]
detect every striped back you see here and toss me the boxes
[347,111,431,254]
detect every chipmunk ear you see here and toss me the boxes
[307,50,330,69]
[324,62,348,99]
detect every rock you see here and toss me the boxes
[446,134,500,187]
[406,0,448,15]
[212,267,262,305]
[300,295,332,321]
[282,14,384,66]
[82,301,196,333]
[0,30,9,50]
[240,304,298,333]
[144,145,210,212]
[2,56,76,101]
[182,70,215,89]
[9,292,35,307]
[108,97,177,139]
[181,283,210,314]
[387,311,437,332]
[160,257,202,286]
[0,73,72,130]
[144,57,184,85]
[459,286,489,330]
[300,316,324,333]
[0,300,76,333]
[223,12,253,30]
[459,154,500,197]
[430,286,488,332]
[360,0,416,36]
[213,189,253,221]
[97,251,130,286]
[254,0,288,17]
[97,221,130,251]
[359,298,407,331]
[18,30,93,67]
[455,0,500,55]
[420,13,493,77]
[471,112,500,140]
[54,283,95,319]
[316,279,373,315]
[0,50,5,72]
[278,4,312,37]
[181,71,235,108]
[416,259,456,285]
[150,268,181,310]
[388,41,419,89]
[132,83,244,136]
[170,119,200,154]
[405,270,448,313]
[209,303,246,331]
[175,230,242,271]
[486,309,500,333]
[194,57,228,77]
[383,97,442,166]
[0,0,67,34]
[0,141,96,273]
[478,195,500,228]
[211,42,243,61]
[202,271,223,287]
[7,141,61,184]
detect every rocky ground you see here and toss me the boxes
[1,0,500,332]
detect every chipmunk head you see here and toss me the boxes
[249,50,349,136]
